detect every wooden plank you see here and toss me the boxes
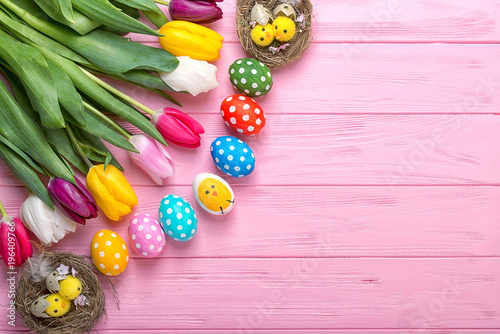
[4,330,499,333]
[106,43,500,115]
[1,185,499,258]
[130,0,500,43]
[2,258,498,330]
[2,114,500,186]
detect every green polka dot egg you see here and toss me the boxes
[228,58,273,97]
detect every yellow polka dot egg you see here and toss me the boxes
[91,229,129,276]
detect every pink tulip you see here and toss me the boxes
[129,134,174,185]
[0,216,33,267]
[152,108,205,148]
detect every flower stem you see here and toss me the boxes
[0,200,7,218]
[79,67,156,116]
[83,101,132,140]
[65,126,93,169]
[154,0,170,6]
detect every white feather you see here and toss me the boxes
[280,0,301,6]
[24,254,53,283]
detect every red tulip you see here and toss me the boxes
[152,107,205,148]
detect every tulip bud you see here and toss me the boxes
[20,194,77,245]
[159,56,219,96]
[86,164,138,221]
[0,216,33,267]
[158,20,224,61]
[169,0,223,24]
[48,177,98,225]
[129,134,174,185]
[152,107,205,148]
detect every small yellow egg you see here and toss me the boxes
[251,23,275,46]
[91,229,129,277]
[58,275,82,300]
[44,293,70,317]
[273,16,296,42]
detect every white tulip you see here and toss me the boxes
[20,194,77,245]
[159,56,219,97]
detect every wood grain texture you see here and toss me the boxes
[2,258,498,330]
[1,185,499,258]
[3,114,500,187]
[106,43,500,115]
[1,1,500,333]
[130,0,500,43]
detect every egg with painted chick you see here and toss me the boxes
[91,229,129,276]
[158,195,197,242]
[220,94,266,136]
[128,213,166,258]
[211,136,256,177]
[193,173,235,215]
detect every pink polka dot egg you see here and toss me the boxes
[128,213,166,258]
[91,229,129,277]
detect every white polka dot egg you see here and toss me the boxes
[158,195,197,242]
[90,229,129,276]
[228,58,273,97]
[220,94,266,136]
[211,136,255,177]
[128,213,166,258]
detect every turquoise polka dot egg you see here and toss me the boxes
[158,195,197,242]
[210,136,255,177]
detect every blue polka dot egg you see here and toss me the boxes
[158,195,197,242]
[210,136,255,177]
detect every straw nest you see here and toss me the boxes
[15,251,107,334]
[236,0,313,69]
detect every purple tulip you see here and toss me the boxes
[48,177,98,225]
[152,107,205,148]
[129,134,174,185]
[169,0,223,24]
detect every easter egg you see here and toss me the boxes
[158,195,197,242]
[193,173,235,215]
[229,58,273,97]
[210,136,255,177]
[128,213,166,258]
[90,229,129,277]
[220,94,266,136]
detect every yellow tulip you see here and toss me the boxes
[86,164,137,221]
[158,20,224,61]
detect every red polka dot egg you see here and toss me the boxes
[220,94,266,136]
[91,229,129,277]
[128,213,166,258]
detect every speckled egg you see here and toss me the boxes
[210,136,256,177]
[193,173,235,215]
[220,94,266,136]
[90,229,129,276]
[158,195,197,242]
[128,213,166,258]
[229,58,273,97]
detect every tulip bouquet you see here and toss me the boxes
[0,0,224,237]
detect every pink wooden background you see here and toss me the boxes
[1,0,500,333]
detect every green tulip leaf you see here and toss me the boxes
[0,0,177,74]
[34,0,74,24]
[72,0,161,36]
[0,79,74,181]
[142,9,168,29]
[0,9,93,66]
[0,29,64,129]
[0,136,54,209]
[112,0,161,13]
